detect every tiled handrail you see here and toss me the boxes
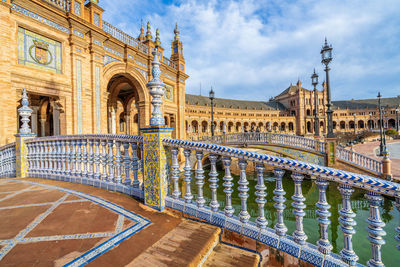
[0,142,16,177]
[102,21,148,54]
[24,134,144,198]
[336,145,383,175]
[163,138,400,266]
[200,133,327,154]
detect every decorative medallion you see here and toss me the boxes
[29,40,52,65]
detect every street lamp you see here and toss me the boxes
[353,113,357,135]
[321,38,334,138]
[311,69,319,137]
[396,108,399,132]
[377,92,387,156]
[209,87,215,137]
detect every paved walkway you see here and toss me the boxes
[351,140,400,181]
[0,178,182,266]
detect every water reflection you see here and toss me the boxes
[175,166,400,266]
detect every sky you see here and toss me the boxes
[100,0,400,101]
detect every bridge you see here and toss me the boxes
[198,132,389,179]
[1,47,400,267]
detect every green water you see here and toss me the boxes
[177,168,400,266]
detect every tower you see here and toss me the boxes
[171,23,185,72]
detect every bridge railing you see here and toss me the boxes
[199,132,327,154]
[336,145,383,176]
[163,138,400,267]
[102,21,149,55]
[24,134,144,198]
[0,142,16,177]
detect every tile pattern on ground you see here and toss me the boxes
[0,179,151,266]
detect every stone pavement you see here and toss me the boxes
[0,178,260,267]
[351,140,400,181]
[0,178,182,266]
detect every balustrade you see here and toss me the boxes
[24,135,143,197]
[1,132,399,266]
[162,138,400,266]
[0,143,16,177]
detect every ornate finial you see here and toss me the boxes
[147,48,166,126]
[324,37,328,45]
[174,23,180,41]
[18,89,33,134]
[155,28,161,47]
[138,19,145,41]
[146,21,152,41]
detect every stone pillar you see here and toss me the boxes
[31,107,39,135]
[52,101,60,135]
[142,42,173,211]
[125,113,130,135]
[326,138,337,167]
[382,152,392,180]
[40,119,46,137]
[15,89,36,178]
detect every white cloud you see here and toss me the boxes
[101,0,400,101]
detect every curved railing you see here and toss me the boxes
[163,138,400,267]
[336,145,383,176]
[24,134,144,198]
[102,21,148,55]
[0,142,16,177]
[199,133,327,154]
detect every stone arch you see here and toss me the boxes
[103,62,150,134]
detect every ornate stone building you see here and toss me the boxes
[0,0,399,146]
[0,0,187,145]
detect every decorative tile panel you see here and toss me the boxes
[12,4,69,34]
[93,39,102,46]
[73,29,84,38]
[164,84,173,102]
[136,67,147,79]
[164,73,176,81]
[103,55,119,66]
[93,12,100,26]
[135,60,147,68]
[74,1,81,16]
[104,46,123,57]
[18,28,62,74]
[76,59,82,134]
[95,66,101,133]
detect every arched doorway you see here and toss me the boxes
[106,74,147,135]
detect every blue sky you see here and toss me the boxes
[100,0,400,101]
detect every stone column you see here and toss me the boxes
[142,44,172,211]
[382,151,392,180]
[31,106,39,135]
[40,118,46,137]
[52,101,60,136]
[125,113,130,135]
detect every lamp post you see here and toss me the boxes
[321,38,334,138]
[311,69,319,137]
[353,113,357,135]
[209,87,215,137]
[378,92,385,156]
[396,108,399,132]
[369,112,372,130]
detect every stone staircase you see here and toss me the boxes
[127,219,260,267]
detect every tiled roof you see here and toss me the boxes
[332,97,400,110]
[185,94,287,110]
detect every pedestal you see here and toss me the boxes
[325,138,336,167]
[15,133,36,178]
[142,127,173,211]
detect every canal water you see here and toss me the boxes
[177,168,399,266]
